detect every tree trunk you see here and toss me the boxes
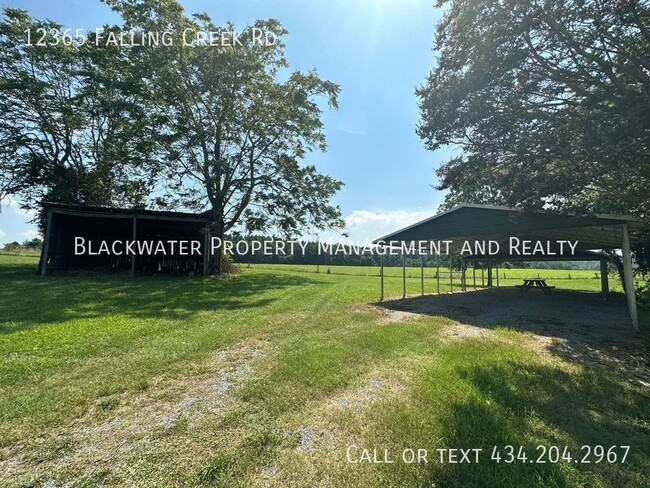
[208,217,235,275]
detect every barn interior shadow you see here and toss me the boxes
[377,288,650,379]
[0,261,324,333]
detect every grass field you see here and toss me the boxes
[1,255,649,487]
[243,263,622,297]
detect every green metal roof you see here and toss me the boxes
[373,204,648,252]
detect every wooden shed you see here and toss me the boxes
[39,203,212,277]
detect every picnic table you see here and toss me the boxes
[515,278,556,294]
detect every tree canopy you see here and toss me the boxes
[418,0,650,220]
[1,0,345,260]
[0,8,160,217]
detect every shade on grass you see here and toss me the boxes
[0,254,648,487]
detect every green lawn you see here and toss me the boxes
[1,255,648,487]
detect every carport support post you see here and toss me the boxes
[41,210,53,276]
[496,265,500,287]
[436,259,440,294]
[487,262,493,287]
[472,261,476,289]
[460,257,466,291]
[600,258,609,300]
[621,224,639,330]
[129,216,137,277]
[449,253,453,292]
[402,251,406,299]
[380,253,384,302]
[420,255,424,295]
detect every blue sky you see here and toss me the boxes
[0,0,453,245]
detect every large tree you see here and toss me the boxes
[107,0,345,271]
[0,8,161,220]
[418,0,650,220]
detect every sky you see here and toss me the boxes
[0,0,454,245]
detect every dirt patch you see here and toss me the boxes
[1,340,268,487]
[279,374,406,461]
[351,304,419,324]
[330,377,404,412]
[444,323,491,339]
[378,288,649,381]
[297,426,338,452]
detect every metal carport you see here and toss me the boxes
[373,204,648,330]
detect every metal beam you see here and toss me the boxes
[420,255,424,295]
[460,257,466,291]
[48,208,208,223]
[621,224,638,330]
[449,253,453,292]
[402,252,406,299]
[380,253,384,302]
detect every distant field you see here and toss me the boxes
[1,254,648,487]
[245,263,622,298]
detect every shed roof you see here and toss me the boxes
[373,204,648,252]
[42,202,210,222]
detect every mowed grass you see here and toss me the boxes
[0,254,648,487]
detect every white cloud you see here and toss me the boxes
[11,203,37,221]
[21,229,40,240]
[318,208,438,244]
[0,227,6,238]
[337,125,367,136]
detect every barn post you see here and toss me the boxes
[621,224,639,330]
[487,262,493,287]
[600,258,609,300]
[402,251,406,299]
[436,258,440,294]
[129,216,137,277]
[472,260,476,289]
[380,252,384,302]
[496,264,500,287]
[41,209,53,276]
[481,264,485,287]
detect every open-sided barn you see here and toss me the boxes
[39,203,212,277]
